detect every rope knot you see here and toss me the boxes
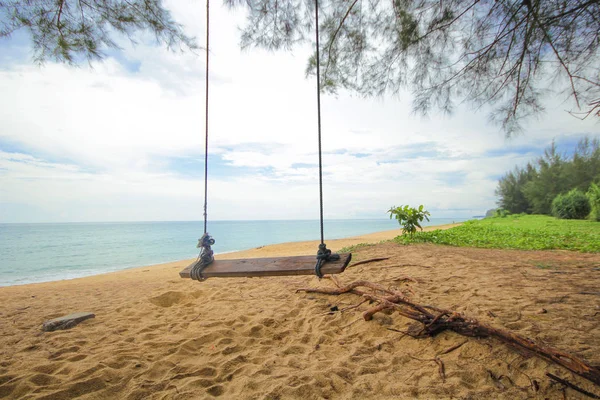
[197,232,216,249]
[191,233,215,281]
[315,243,340,278]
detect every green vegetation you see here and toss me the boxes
[1,1,197,64]
[551,189,591,220]
[338,242,376,254]
[588,183,600,221]
[496,137,600,219]
[493,208,511,218]
[387,205,430,237]
[396,215,600,253]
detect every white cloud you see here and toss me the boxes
[0,1,599,223]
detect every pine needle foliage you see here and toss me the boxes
[2,1,599,132]
[0,0,197,64]
[226,0,600,134]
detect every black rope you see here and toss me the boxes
[315,243,340,278]
[191,232,215,280]
[313,0,338,278]
[192,0,215,280]
[203,0,210,234]
[315,0,324,246]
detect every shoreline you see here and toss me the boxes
[215,223,460,260]
[0,223,461,289]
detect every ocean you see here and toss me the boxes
[0,218,466,287]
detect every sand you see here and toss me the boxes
[1,224,600,399]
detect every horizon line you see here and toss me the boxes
[0,216,472,225]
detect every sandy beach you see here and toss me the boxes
[1,223,599,399]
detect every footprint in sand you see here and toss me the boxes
[149,291,188,307]
[0,375,16,386]
[33,363,65,375]
[217,338,233,346]
[246,325,263,337]
[0,383,16,398]
[48,346,80,360]
[66,354,87,362]
[221,345,241,355]
[44,377,107,399]
[206,385,224,397]
[28,373,60,386]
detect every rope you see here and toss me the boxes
[191,232,215,281]
[192,0,215,280]
[315,243,340,278]
[315,0,324,246]
[313,0,338,278]
[203,0,210,234]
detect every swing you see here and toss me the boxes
[180,0,351,281]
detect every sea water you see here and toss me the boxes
[0,218,465,287]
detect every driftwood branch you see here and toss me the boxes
[438,340,469,355]
[547,373,600,399]
[339,299,369,313]
[348,257,390,268]
[297,280,600,388]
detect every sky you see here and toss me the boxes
[0,1,599,223]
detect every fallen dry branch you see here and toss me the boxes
[297,280,600,388]
[434,357,445,382]
[438,340,469,355]
[348,257,390,268]
[380,263,432,269]
[339,299,369,313]
[547,373,600,399]
[407,354,446,382]
[487,370,528,391]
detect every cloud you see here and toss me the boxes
[0,1,599,223]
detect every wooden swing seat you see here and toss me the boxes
[180,253,352,279]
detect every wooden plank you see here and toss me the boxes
[180,253,352,279]
[42,312,95,332]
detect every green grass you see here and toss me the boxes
[338,242,376,253]
[395,214,600,252]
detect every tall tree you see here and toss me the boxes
[496,163,535,213]
[564,137,600,191]
[496,137,600,216]
[0,0,196,64]
[522,141,566,214]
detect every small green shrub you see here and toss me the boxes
[551,189,591,220]
[587,183,600,221]
[388,205,431,237]
[493,208,511,218]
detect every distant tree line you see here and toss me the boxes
[495,137,600,218]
